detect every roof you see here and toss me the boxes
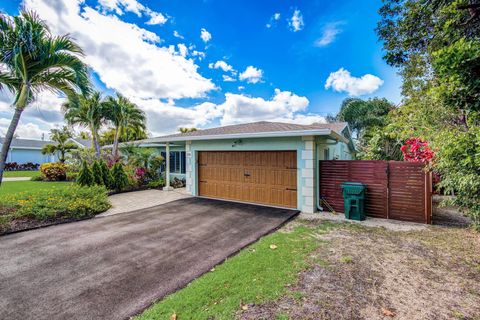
[133,121,350,144]
[69,138,92,148]
[0,138,54,149]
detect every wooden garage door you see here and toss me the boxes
[198,151,297,208]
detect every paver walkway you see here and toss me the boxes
[98,188,191,217]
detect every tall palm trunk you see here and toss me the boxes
[112,126,121,159]
[90,123,101,158]
[0,107,24,185]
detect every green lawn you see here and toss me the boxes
[0,180,72,196]
[3,171,40,178]
[136,222,336,320]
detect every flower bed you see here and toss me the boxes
[0,185,111,235]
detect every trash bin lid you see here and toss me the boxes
[341,182,366,188]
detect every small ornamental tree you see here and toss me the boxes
[100,161,113,189]
[400,138,434,164]
[77,161,94,186]
[111,163,128,192]
[91,161,104,185]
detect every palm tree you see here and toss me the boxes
[178,127,197,133]
[63,91,107,158]
[0,11,90,184]
[104,94,146,159]
[41,126,78,163]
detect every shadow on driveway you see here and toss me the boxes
[0,197,298,320]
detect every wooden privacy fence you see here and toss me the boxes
[319,160,433,224]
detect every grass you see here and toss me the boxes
[136,222,337,320]
[3,170,40,178]
[0,180,72,196]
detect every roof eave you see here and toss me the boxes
[147,129,336,143]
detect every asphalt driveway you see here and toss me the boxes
[0,197,298,320]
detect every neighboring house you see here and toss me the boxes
[0,137,92,165]
[0,138,58,164]
[131,121,355,213]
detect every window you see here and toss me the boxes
[160,151,186,174]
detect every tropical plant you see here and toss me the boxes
[63,91,107,157]
[111,162,128,192]
[99,127,148,146]
[77,160,94,186]
[401,138,435,164]
[40,162,67,181]
[91,160,103,185]
[0,11,90,185]
[41,127,78,163]
[178,127,197,133]
[104,94,146,158]
[100,160,113,188]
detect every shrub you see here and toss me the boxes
[111,163,128,192]
[77,161,94,186]
[147,178,165,189]
[100,161,113,188]
[40,163,67,181]
[91,161,104,185]
[66,172,78,182]
[0,185,111,224]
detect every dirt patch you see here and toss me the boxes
[238,223,480,320]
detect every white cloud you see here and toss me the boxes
[177,43,188,57]
[239,66,263,84]
[191,50,206,60]
[266,12,281,28]
[200,28,212,43]
[24,0,214,100]
[238,86,245,91]
[173,30,184,39]
[288,9,304,32]
[98,0,168,25]
[209,60,234,72]
[0,121,51,140]
[145,11,167,25]
[222,75,236,82]
[325,68,384,96]
[218,89,312,125]
[315,22,344,47]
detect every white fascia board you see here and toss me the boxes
[149,129,334,143]
[8,146,43,150]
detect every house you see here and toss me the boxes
[0,137,92,165]
[0,138,58,164]
[132,121,355,213]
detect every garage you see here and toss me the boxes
[198,151,297,208]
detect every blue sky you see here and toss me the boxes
[0,0,401,138]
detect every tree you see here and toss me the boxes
[111,163,128,192]
[41,127,78,163]
[77,160,94,186]
[0,11,89,185]
[99,126,148,146]
[63,91,107,158]
[91,160,103,185]
[178,127,197,133]
[332,97,396,159]
[376,0,480,228]
[100,160,113,188]
[104,94,146,158]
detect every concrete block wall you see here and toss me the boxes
[301,136,316,213]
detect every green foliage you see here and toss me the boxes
[40,163,67,181]
[434,128,480,229]
[91,161,103,185]
[77,161,94,187]
[376,0,480,228]
[147,178,165,189]
[100,161,113,189]
[111,163,129,192]
[0,185,110,226]
[41,127,78,163]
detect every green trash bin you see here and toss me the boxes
[341,182,366,221]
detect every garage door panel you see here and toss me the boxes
[198,151,297,208]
